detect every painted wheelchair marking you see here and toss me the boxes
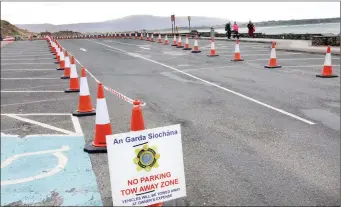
[1,146,70,186]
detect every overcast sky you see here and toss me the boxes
[1,2,340,25]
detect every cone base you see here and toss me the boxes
[264,65,282,68]
[183,48,192,50]
[191,50,202,53]
[72,110,96,117]
[56,68,65,70]
[171,44,177,46]
[53,57,57,59]
[54,61,60,64]
[61,76,70,79]
[207,54,219,57]
[176,46,184,48]
[231,59,244,61]
[65,88,80,93]
[316,74,339,78]
[84,143,107,154]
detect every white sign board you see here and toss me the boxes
[106,124,186,206]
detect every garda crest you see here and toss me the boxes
[133,144,160,172]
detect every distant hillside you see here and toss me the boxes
[51,31,83,36]
[16,15,229,33]
[1,20,35,37]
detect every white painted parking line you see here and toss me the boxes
[1,84,63,91]
[1,69,56,71]
[90,40,316,125]
[221,52,303,57]
[246,57,339,62]
[70,115,83,134]
[139,47,151,50]
[1,98,72,107]
[1,58,53,61]
[1,63,54,65]
[3,114,77,135]
[1,54,52,57]
[1,78,59,80]
[1,90,64,93]
[285,64,340,68]
[1,113,71,116]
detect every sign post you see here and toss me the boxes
[188,16,191,32]
[171,15,175,35]
[106,124,187,206]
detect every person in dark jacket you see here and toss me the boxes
[247,20,255,38]
[225,22,231,39]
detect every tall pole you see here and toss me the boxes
[188,16,191,32]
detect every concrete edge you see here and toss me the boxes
[200,37,341,56]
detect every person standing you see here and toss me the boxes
[225,22,231,39]
[247,20,255,38]
[232,21,239,39]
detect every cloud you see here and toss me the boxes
[1,2,340,25]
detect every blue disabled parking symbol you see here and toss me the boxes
[1,134,103,206]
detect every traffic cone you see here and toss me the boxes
[130,100,163,207]
[157,34,162,43]
[57,48,66,70]
[140,33,144,40]
[191,35,201,53]
[73,67,96,116]
[146,33,150,41]
[151,34,155,42]
[65,60,80,93]
[135,33,138,39]
[231,40,244,61]
[264,42,281,68]
[84,83,112,153]
[61,51,71,79]
[176,35,184,48]
[130,100,145,131]
[164,35,169,45]
[129,33,132,39]
[207,37,219,57]
[316,45,338,78]
[171,35,177,46]
[183,34,192,50]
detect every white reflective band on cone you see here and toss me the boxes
[60,52,65,61]
[79,77,90,96]
[270,48,276,58]
[95,98,110,124]
[70,64,78,78]
[64,56,70,67]
[324,53,332,66]
[235,44,240,53]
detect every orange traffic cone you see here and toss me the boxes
[316,45,338,78]
[146,33,150,41]
[191,35,201,53]
[61,51,71,79]
[57,48,66,70]
[207,37,219,57]
[151,34,155,42]
[231,40,244,61]
[65,59,80,93]
[176,35,184,48]
[129,33,132,39]
[171,35,177,46]
[140,33,144,40]
[84,83,112,153]
[135,32,138,39]
[157,34,162,43]
[164,35,169,45]
[183,34,192,50]
[130,100,145,131]
[73,67,96,116]
[265,42,281,68]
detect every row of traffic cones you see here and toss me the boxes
[140,33,337,77]
[48,36,163,207]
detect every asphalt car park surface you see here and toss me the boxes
[1,38,340,206]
